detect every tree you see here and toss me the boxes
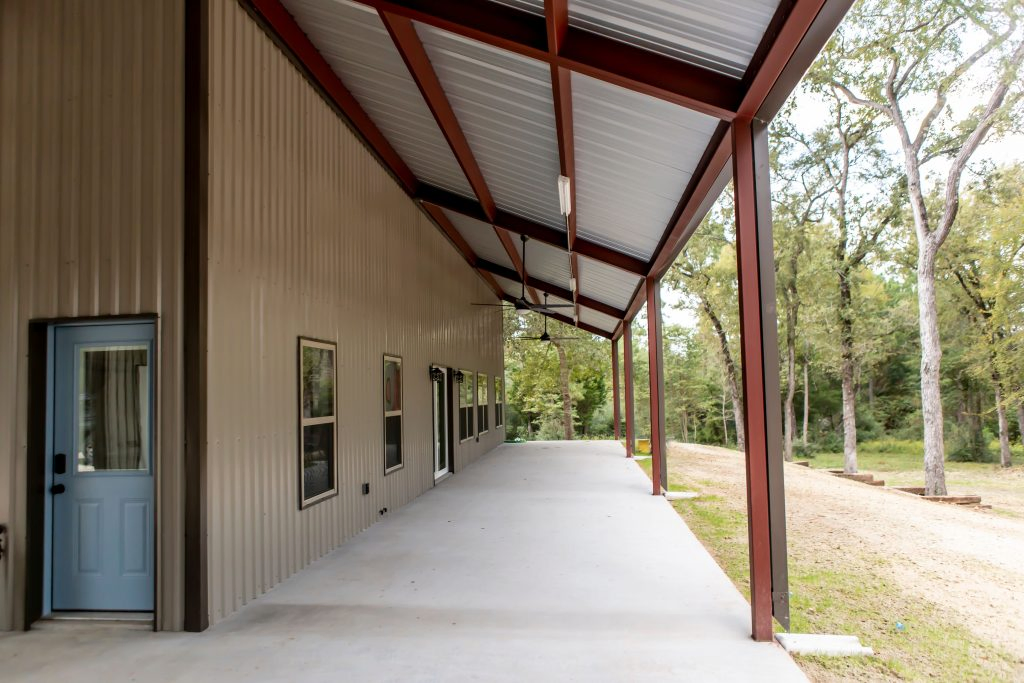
[666,200,746,451]
[941,164,1024,466]
[826,0,1024,494]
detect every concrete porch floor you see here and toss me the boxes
[0,441,805,682]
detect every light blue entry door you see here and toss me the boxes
[52,323,155,611]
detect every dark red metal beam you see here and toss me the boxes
[647,277,667,495]
[416,184,647,277]
[247,0,418,193]
[733,118,778,642]
[381,11,539,304]
[612,338,621,441]
[475,259,626,320]
[623,321,636,458]
[546,0,578,319]
[349,0,741,120]
[614,0,851,340]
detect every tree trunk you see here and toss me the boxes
[917,252,947,495]
[553,341,573,440]
[1017,403,1024,451]
[721,378,729,446]
[783,314,797,462]
[802,356,809,447]
[839,268,858,473]
[995,384,1012,468]
[681,408,689,443]
[702,298,745,451]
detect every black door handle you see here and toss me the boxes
[50,484,65,495]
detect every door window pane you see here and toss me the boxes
[77,345,150,472]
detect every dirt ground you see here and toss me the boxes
[667,443,1024,672]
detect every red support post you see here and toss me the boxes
[612,339,621,441]
[647,278,667,495]
[623,323,636,458]
[732,117,789,641]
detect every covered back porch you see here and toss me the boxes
[0,441,804,681]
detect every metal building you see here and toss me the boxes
[0,0,851,642]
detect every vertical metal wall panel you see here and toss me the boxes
[0,0,185,631]
[205,0,504,626]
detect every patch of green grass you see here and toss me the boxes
[636,456,1022,681]
[808,438,1021,477]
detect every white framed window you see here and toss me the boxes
[383,355,403,474]
[477,372,489,434]
[299,338,338,508]
[495,376,504,428]
[459,370,474,442]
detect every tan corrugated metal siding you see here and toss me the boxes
[0,0,185,630]
[204,0,504,626]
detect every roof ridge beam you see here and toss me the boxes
[349,0,740,120]
[416,184,647,277]
[545,0,579,321]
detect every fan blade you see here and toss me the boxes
[511,336,543,341]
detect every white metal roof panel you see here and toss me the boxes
[282,0,474,198]
[489,0,544,14]
[524,239,573,290]
[579,307,620,334]
[572,72,719,261]
[577,255,642,311]
[416,24,565,230]
[493,275,526,299]
[442,210,519,270]
[569,0,781,79]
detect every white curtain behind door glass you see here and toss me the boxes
[79,347,149,471]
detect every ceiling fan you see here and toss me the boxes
[473,235,575,315]
[511,297,576,343]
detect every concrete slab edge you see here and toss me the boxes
[776,633,874,656]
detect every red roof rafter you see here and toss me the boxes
[380,11,541,305]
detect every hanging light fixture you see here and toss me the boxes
[557,175,572,217]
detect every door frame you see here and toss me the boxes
[431,366,450,481]
[25,315,160,630]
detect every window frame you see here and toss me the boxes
[383,354,404,475]
[477,372,489,435]
[459,369,474,443]
[495,375,504,428]
[298,337,338,509]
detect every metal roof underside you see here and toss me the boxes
[569,0,780,79]
[572,72,719,261]
[264,0,847,339]
[282,0,474,198]
[416,24,565,230]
